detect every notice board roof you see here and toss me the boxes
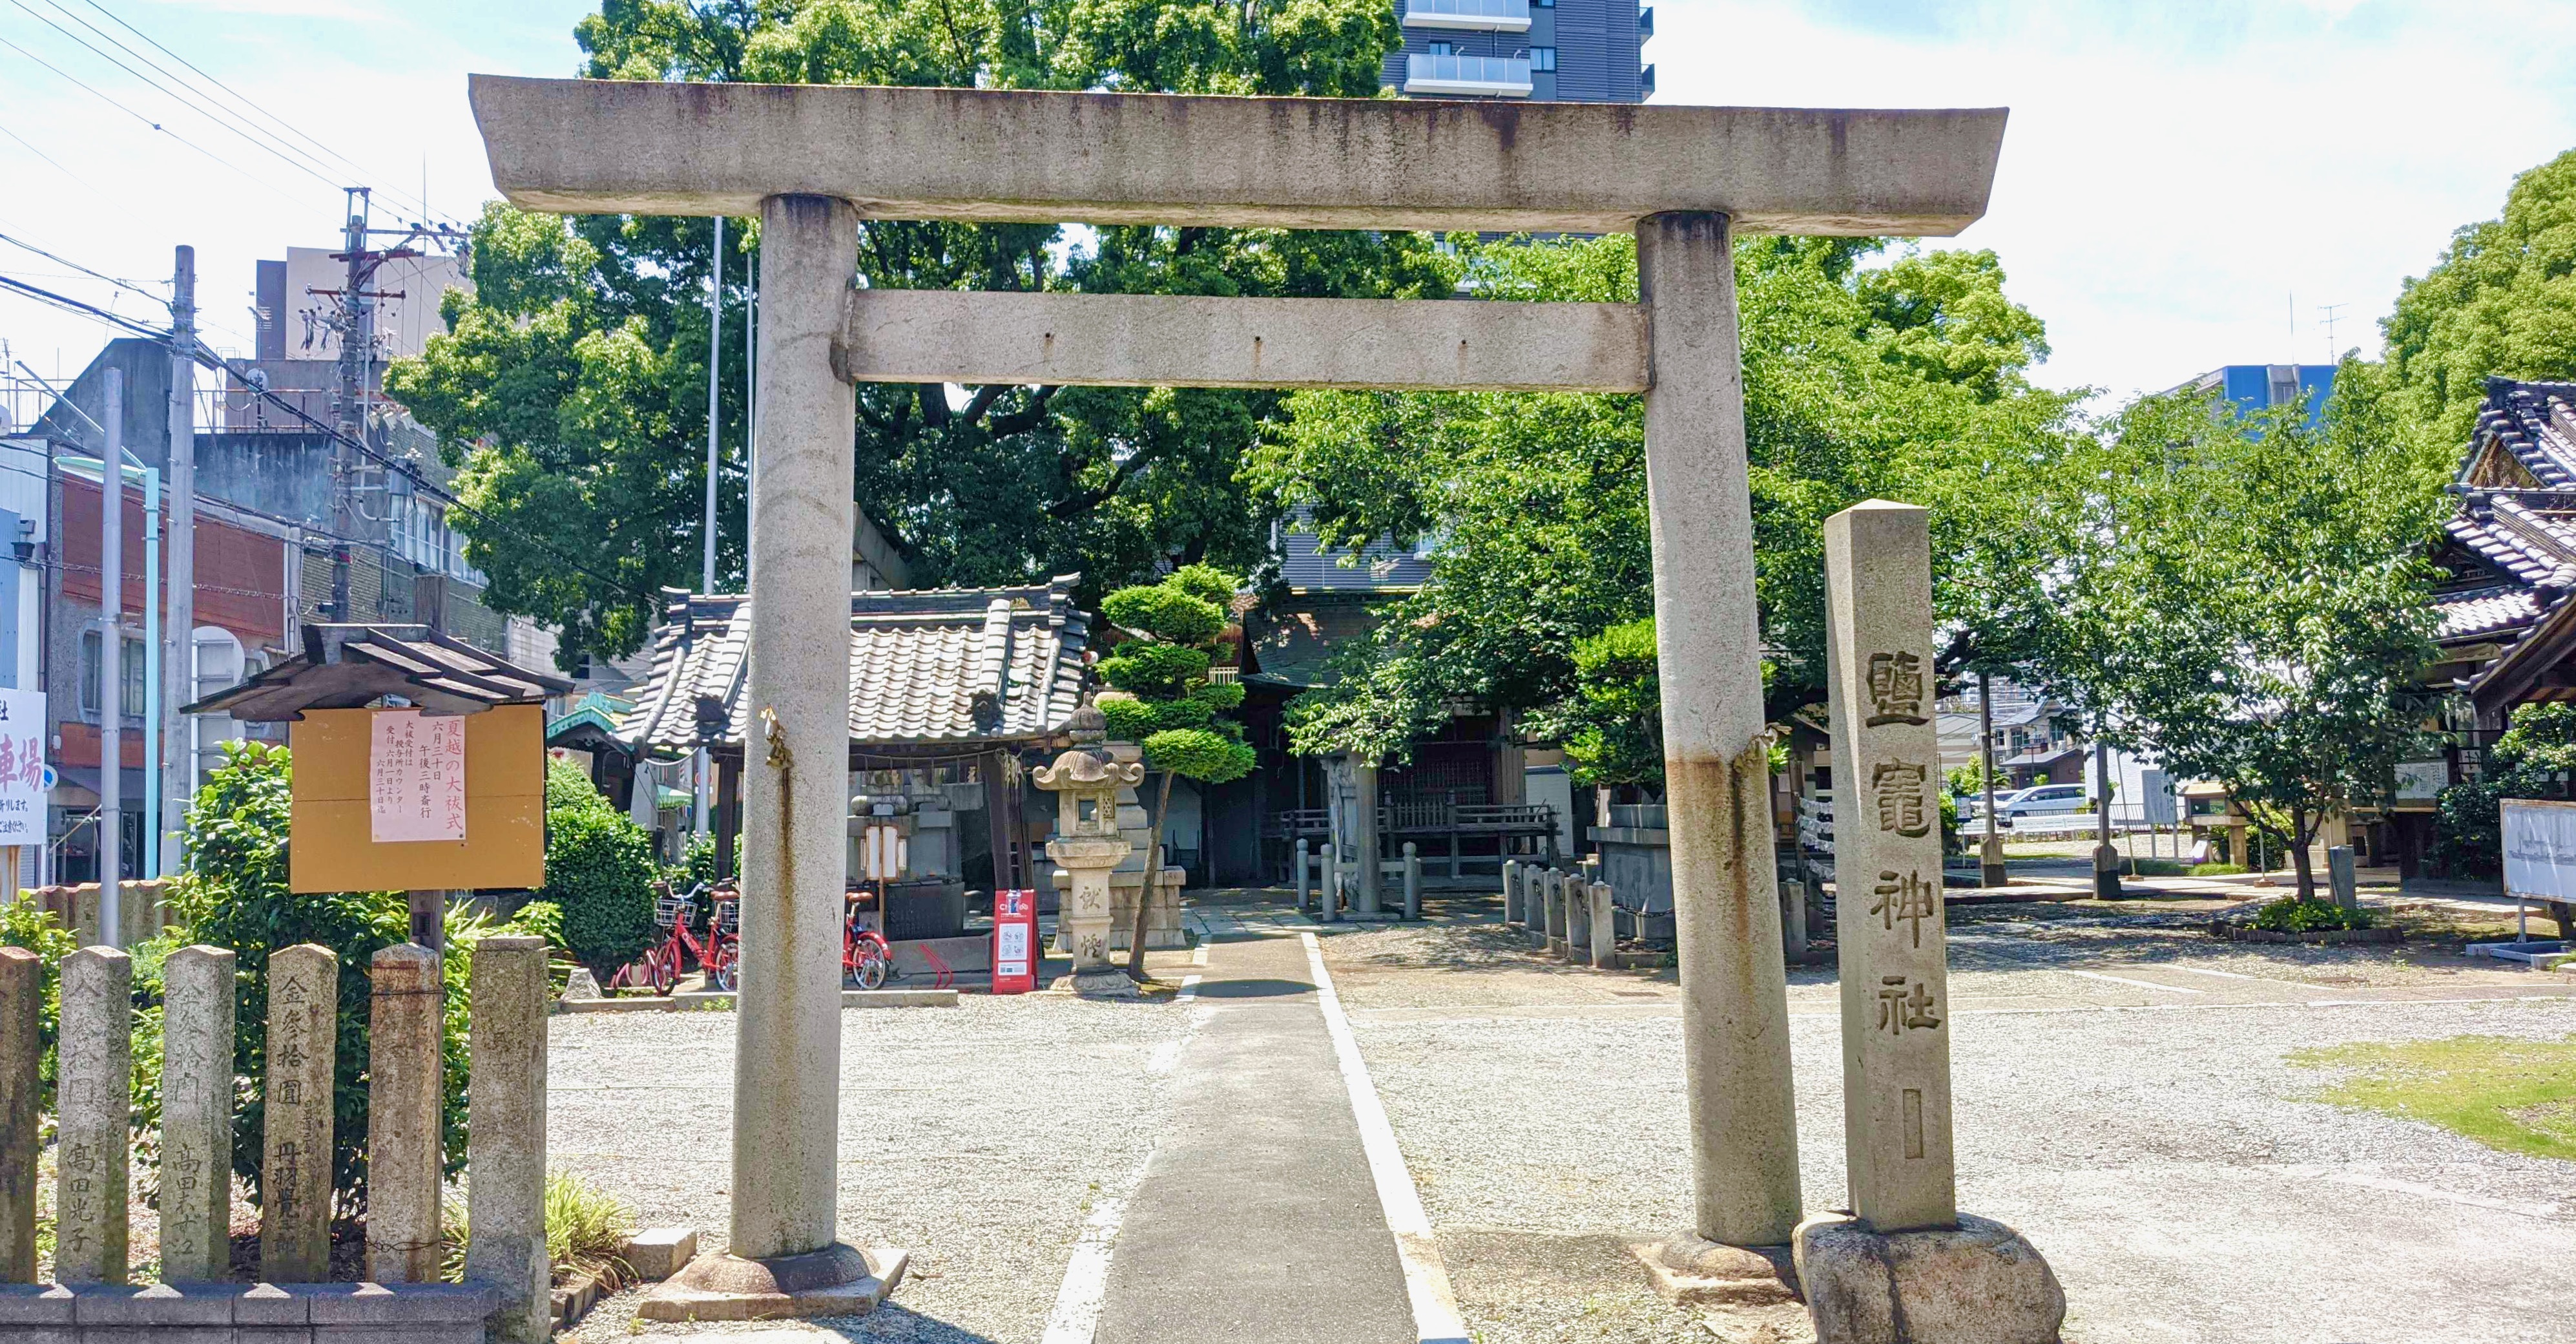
[185,624,574,722]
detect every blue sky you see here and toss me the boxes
[1,0,2571,408]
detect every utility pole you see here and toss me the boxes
[698,216,722,842]
[164,246,195,876]
[100,368,123,899]
[329,190,373,618]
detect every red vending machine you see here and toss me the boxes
[992,889,1039,994]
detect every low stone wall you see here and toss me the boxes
[0,1279,499,1342]
[23,883,173,947]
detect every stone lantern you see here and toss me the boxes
[1033,705,1145,996]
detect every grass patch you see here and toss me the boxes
[2289,1035,2576,1160]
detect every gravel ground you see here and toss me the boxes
[1320,910,2576,1344]
[552,992,1199,1343]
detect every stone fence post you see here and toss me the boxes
[161,945,237,1282]
[1590,881,1619,970]
[57,947,131,1283]
[0,947,37,1281]
[369,943,445,1283]
[467,935,550,1344]
[262,944,337,1283]
[1502,861,1521,926]
[1566,880,1592,962]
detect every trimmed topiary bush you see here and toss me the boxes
[539,759,659,976]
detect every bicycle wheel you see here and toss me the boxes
[648,945,677,996]
[712,940,738,992]
[854,940,889,991]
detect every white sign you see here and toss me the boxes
[995,920,1030,978]
[369,710,466,843]
[0,689,45,845]
[2500,798,2576,903]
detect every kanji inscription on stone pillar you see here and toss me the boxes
[1823,501,1957,1233]
[262,943,338,1282]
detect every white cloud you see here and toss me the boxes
[1649,0,2576,402]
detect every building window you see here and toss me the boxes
[1428,40,1455,55]
[1535,0,1552,7]
[1532,45,1556,70]
[79,631,147,719]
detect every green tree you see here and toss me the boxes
[2431,704,2576,911]
[1256,233,2084,765]
[1097,564,1256,974]
[386,0,1446,668]
[2039,384,2447,901]
[2382,148,2576,449]
[1522,617,1663,790]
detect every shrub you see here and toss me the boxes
[544,1168,636,1282]
[1101,585,1224,647]
[0,899,77,1113]
[1161,563,1238,609]
[539,761,659,976]
[1141,728,1256,785]
[1097,642,1212,699]
[2252,896,2376,934]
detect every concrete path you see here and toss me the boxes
[1091,911,1420,1344]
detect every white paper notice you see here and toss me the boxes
[370,710,467,843]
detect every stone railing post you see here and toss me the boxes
[1403,842,1421,921]
[1637,209,1800,1248]
[57,946,131,1283]
[1502,860,1521,926]
[262,943,337,1283]
[369,943,444,1283]
[1322,842,1340,923]
[1294,837,1310,911]
[1567,879,1592,961]
[1590,881,1619,970]
[1546,869,1570,954]
[0,947,39,1281]
[466,935,548,1343]
[160,945,237,1282]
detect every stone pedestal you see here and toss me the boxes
[640,1243,908,1323]
[1103,865,1185,952]
[1792,1212,2064,1344]
[368,943,444,1283]
[262,943,337,1283]
[1632,1233,1800,1307]
[1049,835,1140,999]
[57,947,130,1284]
[1034,715,1148,998]
[160,945,236,1283]
[0,946,37,1282]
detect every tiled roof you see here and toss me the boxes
[618,576,1091,751]
[2433,584,2544,641]
[185,624,573,721]
[2461,377,2576,488]
[1278,511,1435,593]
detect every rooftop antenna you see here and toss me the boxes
[2318,302,2347,364]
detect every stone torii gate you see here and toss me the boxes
[470,76,2004,1318]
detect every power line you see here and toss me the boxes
[0,227,161,305]
[0,116,93,188]
[0,269,665,609]
[0,31,298,202]
[8,0,350,199]
[76,0,457,228]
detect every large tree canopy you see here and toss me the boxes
[2382,147,2576,448]
[1252,233,2085,766]
[386,0,1445,666]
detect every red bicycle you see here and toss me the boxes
[618,881,740,995]
[844,888,892,991]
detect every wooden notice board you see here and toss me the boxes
[289,704,547,893]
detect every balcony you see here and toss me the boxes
[1403,0,1532,32]
[1403,52,1534,97]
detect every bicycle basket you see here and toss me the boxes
[653,892,692,929]
[712,897,740,935]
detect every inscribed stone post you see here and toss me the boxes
[1566,879,1592,961]
[262,943,337,1282]
[466,936,549,1344]
[1638,211,1802,1246]
[0,947,38,1281]
[368,943,444,1283]
[1823,501,1956,1232]
[1502,861,1522,925]
[56,947,131,1283]
[160,945,237,1282]
[1590,882,1619,970]
[1545,870,1568,952]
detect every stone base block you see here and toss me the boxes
[1052,969,1143,1000]
[1791,1212,2062,1344]
[1631,1234,1801,1307]
[621,1226,700,1280]
[636,1243,906,1323]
